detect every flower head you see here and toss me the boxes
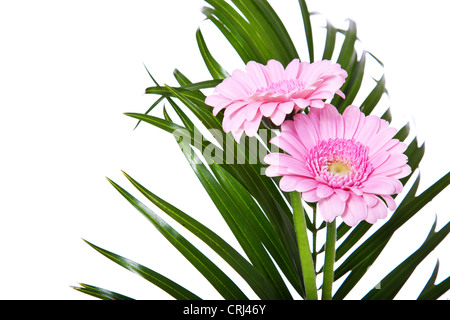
[205,59,348,142]
[264,104,411,226]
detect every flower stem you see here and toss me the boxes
[291,192,318,300]
[322,219,336,300]
[312,205,317,271]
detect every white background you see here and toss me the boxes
[0,0,448,300]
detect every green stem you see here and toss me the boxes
[312,205,317,271]
[322,219,336,300]
[291,192,318,300]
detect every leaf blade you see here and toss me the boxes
[335,171,450,287]
[196,28,230,79]
[170,135,293,299]
[363,218,450,300]
[72,283,135,300]
[107,178,248,300]
[81,240,201,300]
[298,0,314,62]
[121,170,279,300]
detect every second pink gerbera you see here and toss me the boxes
[205,59,348,142]
[264,104,411,226]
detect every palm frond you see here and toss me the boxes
[77,0,449,300]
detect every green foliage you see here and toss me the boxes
[77,0,449,300]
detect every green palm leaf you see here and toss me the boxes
[77,0,449,300]
[79,241,200,300]
[120,170,281,300]
[298,0,314,62]
[196,28,229,79]
[418,261,450,300]
[362,217,450,300]
[72,283,134,300]
[107,178,248,300]
[334,172,450,299]
[166,129,294,299]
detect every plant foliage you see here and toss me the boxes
[76,0,449,300]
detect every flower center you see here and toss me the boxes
[306,138,373,188]
[328,162,351,176]
[256,79,304,96]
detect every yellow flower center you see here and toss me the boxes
[328,162,351,177]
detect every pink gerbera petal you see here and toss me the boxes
[302,189,320,203]
[243,112,263,137]
[365,198,388,224]
[264,104,411,226]
[205,59,348,142]
[270,109,288,126]
[318,193,346,222]
[316,184,334,198]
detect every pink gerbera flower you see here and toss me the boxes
[205,59,348,142]
[264,104,411,226]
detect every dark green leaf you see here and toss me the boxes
[164,84,223,131]
[160,92,302,289]
[335,171,450,284]
[72,283,134,300]
[336,19,357,71]
[330,19,358,109]
[107,179,248,300]
[298,0,314,62]
[418,260,450,300]
[173,68,192,86]
[363,218,450,300]
[196,28,230,79]
[322,19,337,60]
[419,260,441,299]
[201,6,253,63]
[381,107,392,123]
[209,163,303,297]
[400,138,425,186]
[203,0,268,63]
[338,51,366,112]
[360,74,387,116]
[132,96,164,130]
[393,122,410,142]
[227,0,295,65]
[121,170,279,299]
[82,240,201,300]
[252,0,299,62]
[335,173,421,262]
[417,260,450,300]
[169,133,293,299]
[124,112,195,143]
